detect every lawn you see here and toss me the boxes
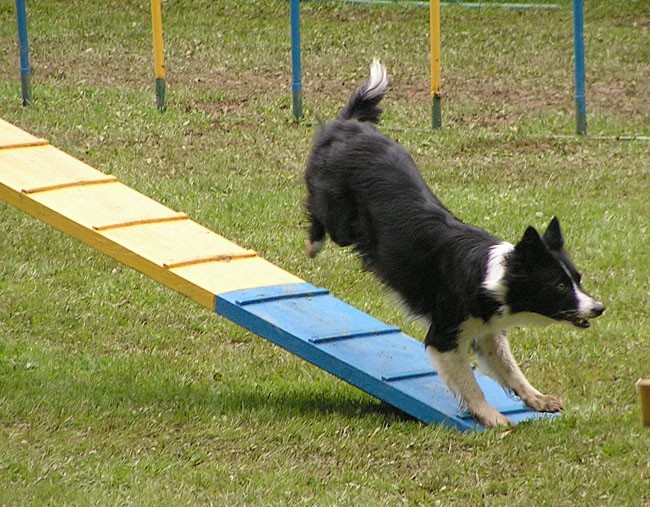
[1,0,649,505]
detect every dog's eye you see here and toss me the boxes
[556,282,568,292]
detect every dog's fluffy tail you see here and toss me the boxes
[338,59,388,124]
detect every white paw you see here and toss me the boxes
[474,407,513,428]
[522,393,564,413]
[305,238,325,258]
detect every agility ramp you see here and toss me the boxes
[0,118,557,431]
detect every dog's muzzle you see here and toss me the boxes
[568,301,605,328]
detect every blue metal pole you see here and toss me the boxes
[573,0,587,135]
[15,0,32,106]
[290,0,303,120]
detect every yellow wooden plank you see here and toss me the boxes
[99,219,256,269]
[0,119,306,310]
[30,181,182,230]
[170,257,304,298]
[0,119,48,149]
[0,144,107,192]
[0,180,216,308]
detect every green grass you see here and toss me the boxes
[1,0,649,505]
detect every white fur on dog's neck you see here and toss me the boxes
[482,242,514,302]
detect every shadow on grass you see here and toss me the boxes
[158,376,417,424]
[219,383,417,424]
[3,355,418,425]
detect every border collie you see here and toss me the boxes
[304,60,605,427]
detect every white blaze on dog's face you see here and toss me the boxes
[574,285,604,321]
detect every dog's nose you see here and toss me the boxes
[591,302,605,317]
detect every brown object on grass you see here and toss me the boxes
[637,378,650,427]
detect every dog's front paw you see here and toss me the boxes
[305,238,325,258]
[523,393,563,413]
[474,407,513,428]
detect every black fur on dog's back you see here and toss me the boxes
[305,64,502,350]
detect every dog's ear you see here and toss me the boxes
[515,226,548,264]
[520,225,542,246]
[542,216,564,251]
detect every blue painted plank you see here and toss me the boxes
[216,283,558,431]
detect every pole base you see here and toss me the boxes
[292,89,303,121]
[155,78,167,113]
[575,98,587,135]
[20,72,32,107]
[431,95,442,129]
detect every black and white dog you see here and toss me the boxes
[304,60,605,427]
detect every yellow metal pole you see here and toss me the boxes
[151,0,166,112]
[430,0,441,129]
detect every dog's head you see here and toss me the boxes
[505,217,605,328]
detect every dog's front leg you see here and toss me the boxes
[472,332,563,413]
[426,345,512,428]
[305,215,327,258]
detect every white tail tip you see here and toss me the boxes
[366,59,388,99]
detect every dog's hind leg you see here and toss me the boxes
[472,332,563,413]
[426,345,512,427]
[306,216,327,258]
